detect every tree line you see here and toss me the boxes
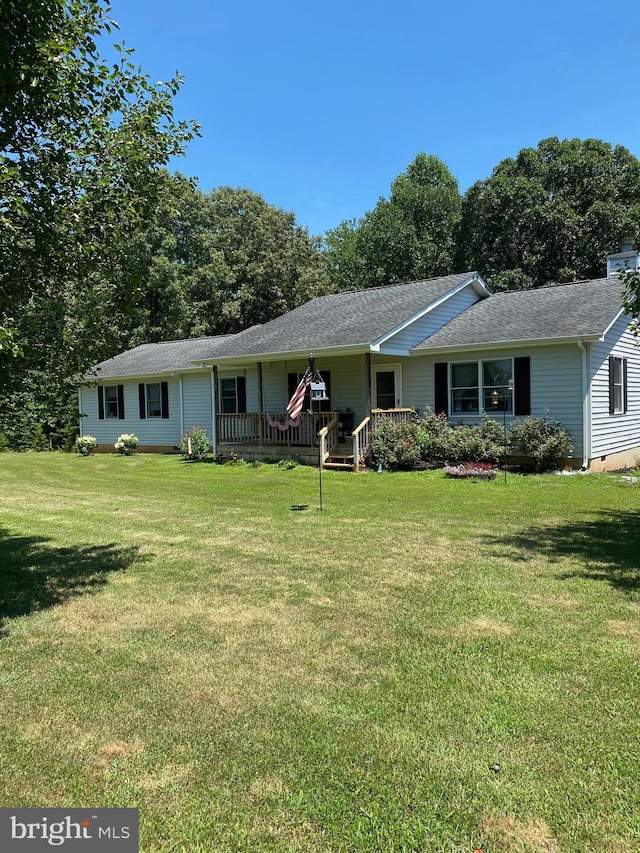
[2,1,640,449]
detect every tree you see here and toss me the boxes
[324,153,461,291]
[203,186,329,332]
[0,0,199,447]
[458,137,640,290]
[620,268,640,338]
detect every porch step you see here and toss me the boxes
[324,448,355,470]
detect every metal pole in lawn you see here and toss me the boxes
[318,393,323,511]
[503,393,508,484]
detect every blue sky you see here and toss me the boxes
[106,0,640,237]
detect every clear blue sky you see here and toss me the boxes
[106,0,640,237]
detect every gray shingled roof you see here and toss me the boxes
[88,335,233,379]
[414,277,626,351]
[205,272,481,360]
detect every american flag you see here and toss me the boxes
[286,364,313,420]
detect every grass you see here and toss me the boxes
[0,452,639,852]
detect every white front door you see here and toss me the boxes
[372,364,403,409]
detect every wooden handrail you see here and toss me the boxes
[319,415,339,465]
[352,415,371,473]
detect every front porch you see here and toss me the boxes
[216,409,415,471]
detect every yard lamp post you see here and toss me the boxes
[310,371,328,510]
[492,378,514,483]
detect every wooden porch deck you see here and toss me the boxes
[217,408,415,471]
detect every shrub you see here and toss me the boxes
[225,451,248,466]
[416,408,452,462]
[509,416,573,472]
[114,433,138,455]
[74,435,97,456]
[370,418,420,471]
[417,410,502,465]
[179,426,210,461]
[0,433,9,452]
[277,458,299,470]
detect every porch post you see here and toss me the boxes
[365,352,372,414]
[211,365,219,456]
[258,361,264,447]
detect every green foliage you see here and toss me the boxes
[114,433,138,455]
[179,426,210,461]
[31,424,50,452]
[458,137,640,289]
[276,458,299,470]
[0,0,199,452]
[509,416,573,471]
[370,419,420,471]
[416,409,503,465]
[324,153,461,291]
[224,451,249,466]
[0,433,9,451]
[620,267,640,338]
[74,435,97,456]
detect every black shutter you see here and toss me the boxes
[139,383,146,419]
[98,386,105,420]
[514,357,530,416]
[434,363,448,416]
[287,372,297,402]
[236,376,247,413]
[117,384,125,419]
[161,381,169,419]
[623,358,628,414]
[608,356,615,415]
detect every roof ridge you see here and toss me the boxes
[309,270,478,301]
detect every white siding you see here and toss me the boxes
[80,378,182,448]
[590,317,640,458]
[404,345,585,458]
[182,372,214,442]
[251,355,370,425]
[378,286,482,354]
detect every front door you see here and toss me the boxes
[372,364,402,409]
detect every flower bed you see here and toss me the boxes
[444,462,498,480]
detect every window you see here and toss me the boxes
[146,383,162,418]
[98,384,124,420]
[435,358,529,418]
[105,386,118,418]
[450,359,513,415]
[219,377,246,413]
[138,382,169,419]
[609,356,627,415]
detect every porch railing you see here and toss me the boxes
[370,408,416,430]
[217,411,337,447]
[352,408,415,472]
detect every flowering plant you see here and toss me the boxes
[444,462,497,480]
[74,435,97,456]
[114,433,138,455]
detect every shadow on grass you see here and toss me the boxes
[0,527,144,636]
[482,510,640,595]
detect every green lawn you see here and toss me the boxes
[0,453,639,852]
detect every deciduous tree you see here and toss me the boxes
[458,137,640,290]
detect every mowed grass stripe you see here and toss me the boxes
[0,452,638,852]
